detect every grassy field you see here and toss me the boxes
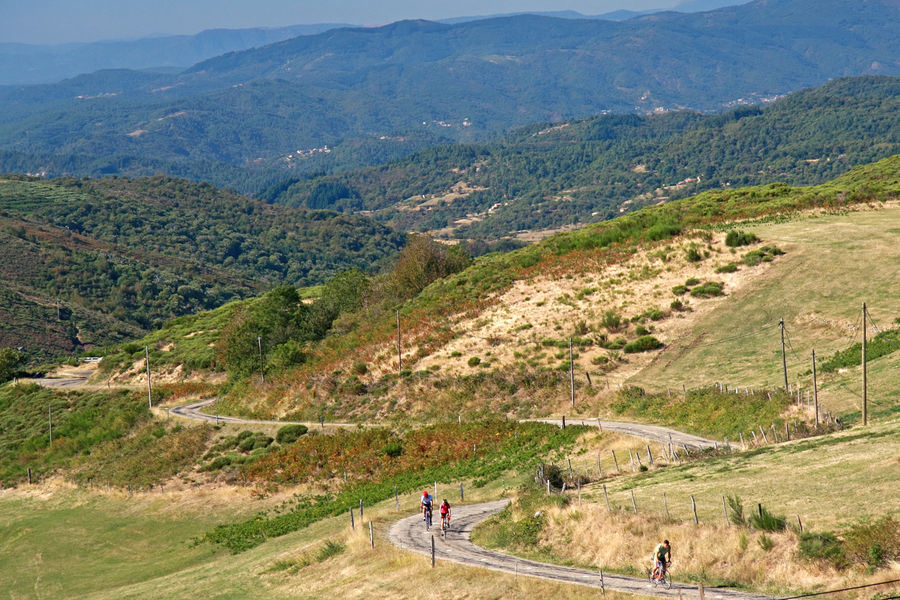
[0,474,644,600]
[474,416,900,597]
[635,205,900,418]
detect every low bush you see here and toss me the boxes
[750,505,786,531]
[725,230,760,247]
[467,356,481,367]
[623,336,662,353]
[716,263,738,273]
[799,532,846,567]
[276,424,308,444]
[690,281,725,298]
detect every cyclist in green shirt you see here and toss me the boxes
[651,540,672,581]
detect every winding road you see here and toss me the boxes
[171,399,718,449]
[387,500,774,600]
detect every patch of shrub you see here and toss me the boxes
[635,325,649,336]
[742,245,784,266]
[623,336,662,353]
[600,310,624,332]
[276,424,308,444]
[316,539,345,561]
[799,532,846,567]
[750,505,786,531]
[690,281,725,298]
[685,246,703,262]
[841,516,900,571]
[725,230,760,247]
[450,351,462,357]
[685,277,701,286]
[352,362,368,375]
[202,455,232,471]
[381,441,403,458]
[672,285,689,295]
[716,263,738,273]
[467,356,481,367]
[670,299,685,311]
[758,534,774,551]
[726,495,746,526]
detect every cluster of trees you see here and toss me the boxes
[0,174,406,359]
[271,77,900,239]
[218,235,471,378]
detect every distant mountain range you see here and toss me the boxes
[0,24,351,86]
[0,0,896,193]
[0,1,748,86]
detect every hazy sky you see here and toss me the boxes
[1,0,680,45]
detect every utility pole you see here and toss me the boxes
[862,303,867,426]
[257,336,265,384]
[569,337,575,407]
[812,349,819,426]
[396,310,402,374]
[780,318,789,391]
[145,346,152,408]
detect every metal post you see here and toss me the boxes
[145,346,152,408]
[257,336,265,383]
[812,349,819,425]
[780,319,789,391]
[569,337,575,407]
[397,310,402,373]
[862,303,867,426]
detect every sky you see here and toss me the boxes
[0,0,682,45]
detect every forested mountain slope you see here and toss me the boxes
[0,0,896,191]
[0,175,405,361]
[269,76,900,239]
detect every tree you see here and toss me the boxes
[391,234,471,299]
[0,348,25,383]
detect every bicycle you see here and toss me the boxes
[423,508,433,530]
[441,513,451,537]
[648,561,673,589]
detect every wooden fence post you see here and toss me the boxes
[27,467,32,485]
[797,515,803,532]
[739,432,745,450]
[369,521,374,548]
[611,450,620,473]
[349,508,355,530]
[431,535,435,568]
[691,495,699,524]
[395,485,399,511]
[360,498,364,520]
[603,484,611,512]
[631,490,637,513]
[664,492,670,519]
[460,482,464,501]
[722,496,728,522]
[646,445,653,466]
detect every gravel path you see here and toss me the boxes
[387,500,773,600]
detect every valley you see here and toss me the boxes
[0,2,898,598]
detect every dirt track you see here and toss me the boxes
[387,500,774,600]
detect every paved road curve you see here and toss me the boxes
[171,400,717,448]
[387,500,773,600]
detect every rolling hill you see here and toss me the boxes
[268,76,900,240]
[0,175,405,361]
[0,0,897,192]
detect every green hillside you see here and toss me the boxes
[270,76,900,239]
[0,175,405,361]
[0,1,897,191]
[113,156,900,424]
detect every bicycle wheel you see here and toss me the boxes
[662,576,672,590]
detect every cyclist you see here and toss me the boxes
[439,498,451,533]
[651,539,672,582]
[421,491,434,526]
